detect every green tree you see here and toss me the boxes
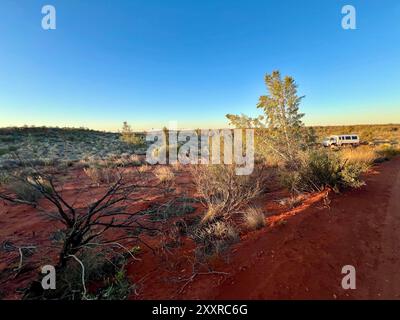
[121,122,144,146]
[227,70,309,165]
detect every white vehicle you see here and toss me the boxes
[322,134,360,147]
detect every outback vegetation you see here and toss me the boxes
[0,71,399,300]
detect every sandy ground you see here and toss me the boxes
[1,157,400,299]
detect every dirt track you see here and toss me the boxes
[177,157,400,300]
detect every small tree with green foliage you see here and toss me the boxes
[121,122,144,147]
[227,70,315,166]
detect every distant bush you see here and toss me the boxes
[283,149,368,193]
[120,122,145,147]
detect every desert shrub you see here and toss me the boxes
[283,149,368,193]
[278,195,304,209]
[142,199,196,222]
[191,221,239,259]
[6,174,53,203]
[339,161,368,189]
[242,207,266,230]
[191,164,262,223]
[137,163,150,173]
[84,166,120,185]
[1,162,146,301]
[121,122,145,147]
[99,268,132,300]
[154,166,175,194]
[376,145,400,159]
[125,154,143,166]
[154,166,174,183]
[25,249,134,300]
[109,154,143,168]
[201,203,225,224]
[9,181,42,202]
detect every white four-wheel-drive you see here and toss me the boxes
[322,134,360,147]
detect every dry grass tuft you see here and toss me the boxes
[242,207,266,230]
[201,203,225,224]
[191,221,239,259]
[340,146,376,165]
[154,166,175,183]
[84,167,120,184]
[154,166,175,194]
[137,163,151,173]
[278,195,304,209]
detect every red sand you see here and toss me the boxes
[1,158,400,299]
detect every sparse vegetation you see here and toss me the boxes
[1,74,399,301]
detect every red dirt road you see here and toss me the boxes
[172,157,400,299]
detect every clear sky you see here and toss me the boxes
[0,0,399,131]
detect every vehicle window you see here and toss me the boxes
[345,136,351,140]
[352,136,358,140]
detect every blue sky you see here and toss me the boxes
[0,0,399,131]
